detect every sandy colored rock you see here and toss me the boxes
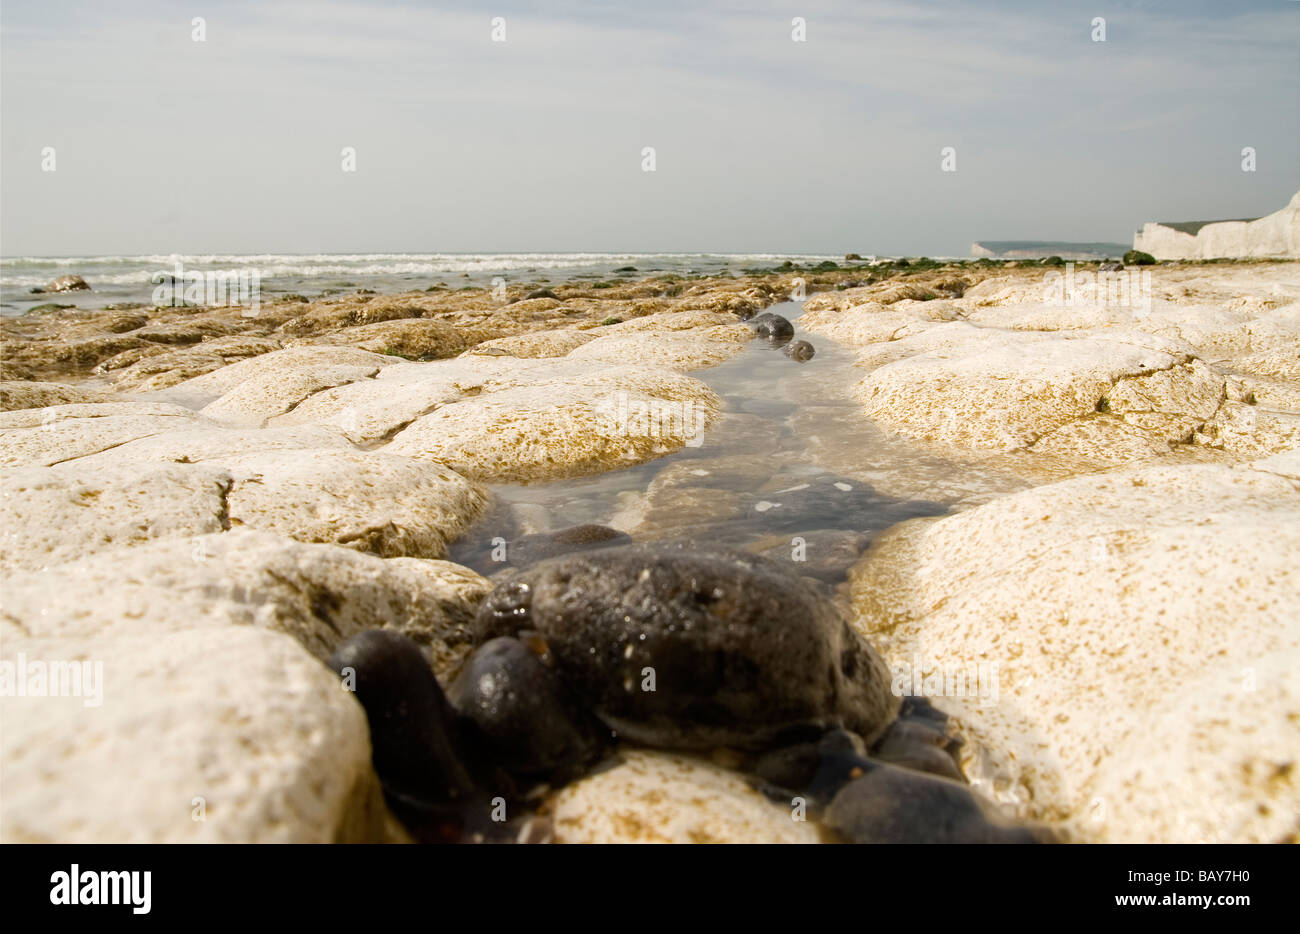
[800,264,1299,477]
[0,627,400,843]
[275,353,650,446]
[0,462,231,572]
[0,529,491,676]
[268,356,519,443]
[549,749,820,843]
[1237,343,1300,383]
[296,317,474,360]
[966,301,1136,332]
[1137,301,1299,365]
[599,309,740,333]
[199,361,387,427]
[855,329,1223,454]
[798,300,961,347]
[132,315,252,345]
[222,449,485,558]
[104,336,284,392]
[64,423,356,468]
[565,325,750,371]
[678,290,763,318]
[464,329,599,359]
[171,346,394,400]
[0,380,117,411]
[0,402,204,467]
[275,299,428,337]
[848,458,1300,842]
[1197,400,1300,457]
[1,333,149,377]
[2,447,483,567]
[383,365,720,482]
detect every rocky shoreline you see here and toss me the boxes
[1,257,1297,843]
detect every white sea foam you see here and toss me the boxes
[0,252,847,293]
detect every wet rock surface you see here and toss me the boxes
[328,630,476,808]
[450,636,609,780]
[750,312,795,343]
[823,763,1049,844]
[474,544,900,749]
[783,339,816,362]
[452,523,632,576]
[327,571,1047,843]
[31,274,91,293]
[625,467,948,565]
[748,704,1048,843]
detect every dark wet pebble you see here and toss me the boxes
[869,714,964,781]
[328,630,477,805]
[897,693,951,727]
[823,762,1054,843]
[749,312,794,341]
[520,288,559,301]
[450,636,610,781]
[473,543,899,750]
[751,728,874,807]
[782,340,815,362]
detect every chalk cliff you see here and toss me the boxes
[1134,191,1300,260]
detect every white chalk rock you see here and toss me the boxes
[849,459,1300,842]
[0,627,402,843]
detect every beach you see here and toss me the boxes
[1,254,1297,843]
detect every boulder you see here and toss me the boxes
[221,449,485,558]
[33,274,91,293]
[383,366,720,483]
[0,627,402,843]
[848,455,1300,842]
[475,544,899,749]
[0,529,491,678]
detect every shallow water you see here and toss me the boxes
[449,301,1032,580]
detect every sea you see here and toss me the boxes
[0,252,855,316]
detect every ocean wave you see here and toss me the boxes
[1,251,842,267]
[0,252,845,288]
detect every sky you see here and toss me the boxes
[1,0,1298,257]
